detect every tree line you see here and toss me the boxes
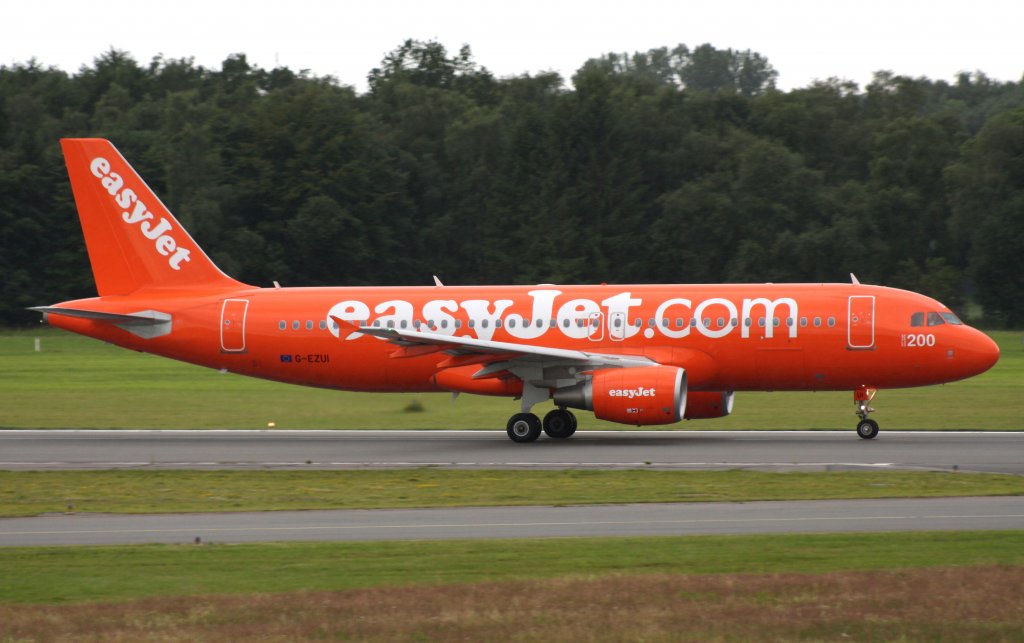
[1,41,1022,325]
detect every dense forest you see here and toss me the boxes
[1,41,1023,326]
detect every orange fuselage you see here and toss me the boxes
[48,282,999,394]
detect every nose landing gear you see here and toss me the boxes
[854,387,879,439]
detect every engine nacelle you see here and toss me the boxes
[683,391,735,419]
[553,366,687,426]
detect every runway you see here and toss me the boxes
[2,496,1022,546]
[0,430,1022,474]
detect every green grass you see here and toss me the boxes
[2,469,1023,517]
[1,328,1021,430]
[1,531,1021,604]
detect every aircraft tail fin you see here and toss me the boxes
[60,138,246,296]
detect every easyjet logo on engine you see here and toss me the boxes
[90,157,192,270]
[327,290,799,342]
[609,387,656,398]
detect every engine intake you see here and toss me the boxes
[553,366,687,426]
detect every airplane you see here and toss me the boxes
[32,138,1001,442]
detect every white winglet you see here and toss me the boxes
[433,275,444,287]
[850,273,860,285]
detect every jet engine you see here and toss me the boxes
[553,366,686,425]
[683,391,735,419]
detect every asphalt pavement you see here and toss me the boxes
[2,496,1022,546]
[0,430,1021,473]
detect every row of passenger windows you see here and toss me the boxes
[910,311,962,327]
[278,316,838,331]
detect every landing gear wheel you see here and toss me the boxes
[543,409,577,439]
[856,418,879,440]
[507,413,542,443]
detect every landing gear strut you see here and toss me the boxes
[543,408,577,439]
[854,387,879,439]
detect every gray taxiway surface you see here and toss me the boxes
[0,429,1022,474]
[2,497,1022,546]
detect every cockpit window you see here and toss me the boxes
[910,312,924,327]
[926,312,945,326]
[940,312,963,325]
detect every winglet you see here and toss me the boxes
[850,273,860,285]
[433,275,444,287]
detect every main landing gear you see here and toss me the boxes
[854,387,879,440]
[506,408,577,443]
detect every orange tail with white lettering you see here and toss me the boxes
[61,138,245,295]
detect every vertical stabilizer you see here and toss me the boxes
[60,138,246,295]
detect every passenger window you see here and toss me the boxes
[292,320,300,330]
[786,318,793,327]
[613,318,622,328]
[799,317,807,327]
[508,319,517,328]
[758,318,766,328]
[910,312,924,327]
[387,320,395,329]
[535,319,543,328]
[495,319,502,328]
[441,320,448,329]
[813,317,821,327]
[563,319,570,328]
[827,317,836,327]
[634,319,642,327]
[414,320,422,329]
[662,318,670,327]
[772,317,780,327]
[648,318,656,327]
[703,318,711,327]
[927,312,945,326]
[468,319,475,328]
[716,317,724,327]
[279,321,286,331]
[676,318,684,328]
[550,319,557,328]
[319,320,327,330]
[690,319,697,327]
[744,318,752,327]
[400,320,407,329]
[483,319,490,328]
[731,318,738,327]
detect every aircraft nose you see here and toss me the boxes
[961,330,1000,377]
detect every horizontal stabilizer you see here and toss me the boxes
[30,306,172,339]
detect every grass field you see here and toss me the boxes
[1,328,1021,430]
[2,469,1023,517]
[1,531,1021,604]
[4,565,1020,640]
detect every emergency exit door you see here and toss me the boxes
[220,299,249,352]
[847,295,875,350]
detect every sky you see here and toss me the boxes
[3,0,1022,92]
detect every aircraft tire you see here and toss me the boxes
[543,409,577,439]
[856,419,879,440]
[507,413,542,443]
